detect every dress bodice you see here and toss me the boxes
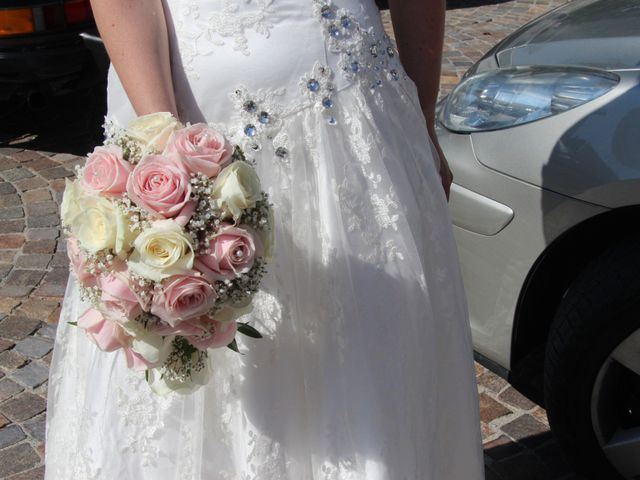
[107,0,411,158]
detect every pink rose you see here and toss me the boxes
[151,273,217,326]
[67,236,97,287]
[98,272,147,323]
[185,316,238,350]
[195,225,263,282]
[81,145,132,196]
[126,154,195,222]
[164,124,232,178]
[78,308,130,352]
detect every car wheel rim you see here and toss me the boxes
[591,327,640,479]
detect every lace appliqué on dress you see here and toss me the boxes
[176,0,275,79]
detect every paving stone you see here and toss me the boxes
[0,392,46,422]
[22,414,46,443]
[0,206,24,220]
[484,435,524,461]
[0,250,17,263]
[34,268,68,297]
[51,153,80,163]
[25,201,58,218]
[0,378,24,402]
[0,443,41,478]
[21,189,51,204]
[0,317,42,341]
[15,255,52,270]
[0,350,28,371]
[3,270,45,288]
[0,182,16,195]
[41,350,53,366]
[0,413,8,428]
[499,386,537,411]
[14,337,53,359]
[0,424,26,449]
[47,304,62,324]
[14,177,48,192]
[15,298,60,321]
[1,168,34,182]
[26,214,60,228]
[22,240,56,254]
[10,362,49,388]
[10,151,43,164]
[479,392,512,423]
[478,370,509,394]
[0,298,20,315]
[0,219,25,234]
[56,240,67,253]
[25,228,58,241]
[0,338,14,351]
[0,234,25,249]
[38,166,74,180]
[491,454,551,480]
[0,263,12,279]
[8,465,46,480]
[502,414,552,448]
[0,158,19,171]
[49,178,68,192]
[0,284,34,298]
[23,157,58,171]
[50,252,68,267]
[0,194,21,208]
[531,406,549,426]
[481,421,497,442]
[35,323,57,340]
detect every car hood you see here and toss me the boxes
[494,0,640,71]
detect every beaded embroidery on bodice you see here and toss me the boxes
[161,0,411,159]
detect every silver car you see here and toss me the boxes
[436,0,640,478]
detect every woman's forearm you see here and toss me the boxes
[389,0,445,138]
[90,0,178,118]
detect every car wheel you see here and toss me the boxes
[545,235,640,480]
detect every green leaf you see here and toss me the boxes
[227,338,243,354]
[68,321,78,327]
[237,322,263,339]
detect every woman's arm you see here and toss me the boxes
[388,0,453,200]
[90,0,178,118]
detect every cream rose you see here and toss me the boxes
[212,161,263,221]
[126,112,182,156]
[60,178,85,227]
[70,195,135,256]
[127,219,195,282]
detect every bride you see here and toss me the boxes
[45,0,485,478]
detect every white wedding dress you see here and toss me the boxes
[45,1,484,478]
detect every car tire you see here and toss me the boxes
[544,235,640,480]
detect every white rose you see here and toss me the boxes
[70,195,135,256]
[147,354,213,396]
[60,178,85,227]
[212,161,263,221]
[127,219,195,282]
[126,112,182,156]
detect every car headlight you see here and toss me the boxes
[439,66,619,133]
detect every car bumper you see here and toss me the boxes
[438,126,608,370]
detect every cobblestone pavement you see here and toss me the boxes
[0,1,580,479]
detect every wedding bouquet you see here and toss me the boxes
[60,112,274,394]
